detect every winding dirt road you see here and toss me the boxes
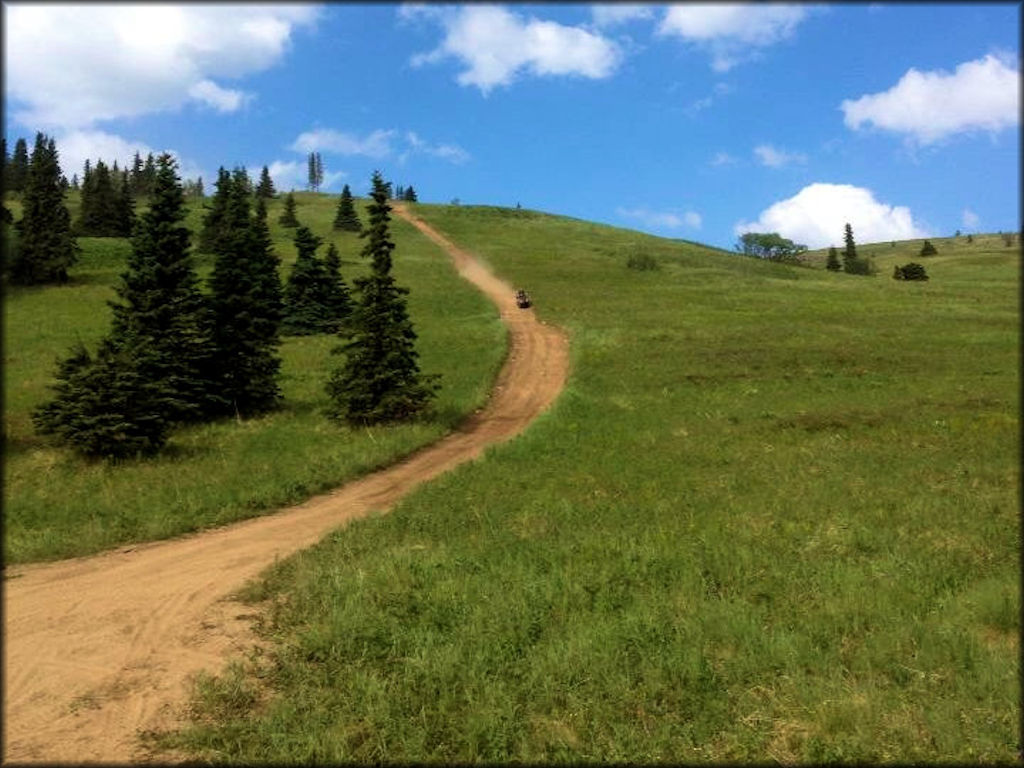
[3,204,569,764]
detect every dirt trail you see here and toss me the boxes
[2,204,569,764]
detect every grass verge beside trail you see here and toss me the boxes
[3,193,505,563]
[163,204,1018,763]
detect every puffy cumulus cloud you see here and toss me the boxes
[407,5,621,92]
[617,207,702,230]
[590,4,654,27]
[290,128,396,158]
[753,143,807,168]
[657,4,809,71]
[841,53,1020,145]
[735,183,929,249]
[5,4,319,129]
[55,129,206,184]
[962,209,980,229]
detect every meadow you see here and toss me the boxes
[2,192,505,563]
[160,205,1019,762]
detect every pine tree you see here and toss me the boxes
[325,171,439,424]
[395,185,405,201]
[404,185,417,202]
[332,184,361,231]
[826,246,841,271]
[307,153,318,192]
[207,169,283,417]
[278,191,300,227]
[255,165,276,199]
[77,160,122,237]
[33,155,218,456]
[1,138,7,189]
[116,170,136,237]
[919,240,938,256]
[70,173,79,191]
[10,133,78,284]
[129,151,144,196]
[842,223,858,273]
[316,153,324,191]
[8,137,30,193]
[141,152,156,196]
[198,167,232,253]
[282,225,331,335]
[322,242,352,331]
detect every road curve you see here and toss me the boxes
[2,203,569,763]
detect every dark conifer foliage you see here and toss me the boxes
[282,226,331,335]
[77,159,134,237]
[141,152,157,196]
[826,246,841,271]
[842,223,858,271]
[307,152,323,192]
[198,167,232,253]
[129,152,144,195]
[1,138,7,188]
[322,242,352,327]
[7,137,30,193]
[325,171,438,425]
[33,155,219,455]
[207,169,283,417]
[279,191,300,227]
[255,165,276,199]
[10,133,78,284]
[403,185,418,202]
[332,184,361,231]
[919,240,938,257]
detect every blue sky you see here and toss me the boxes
[4,2,1020,250]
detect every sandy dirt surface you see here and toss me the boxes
[2,203,569,764]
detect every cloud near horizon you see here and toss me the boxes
[618,206,702,231]
[841,53,1020,145]
[5,5,319,130]
[735,183,929,249]
[404,5,621,92]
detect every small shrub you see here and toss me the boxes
[626,251,658,271]
[1001,232,1015,247]
[919,240,938,257]
[893,263,929,281]
[967,234,974,244]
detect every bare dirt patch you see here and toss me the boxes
[3,203,569,763]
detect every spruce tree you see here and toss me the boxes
[70,173,79,191]
[325,171,439,424]
[8,137,29,193]
[826,246,841,271]
[322,242,352,331]
[129,151,144,195]
[255,165,276,199]
[141,153,157,196]
[842,223,858,273]
[332,184,361,231]
[11,133,78,284]
[279,191,300,227]
[404,185,417,202]
[919,240,938,256]
[207,169,283,417]
[198,167,232,253]
[282,225,331,335]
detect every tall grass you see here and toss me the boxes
[3,193,505,563]
[162,205,1018,762]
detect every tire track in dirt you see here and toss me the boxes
[2,203,569,764]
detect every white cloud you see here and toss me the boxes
[54,129,207,184]
[405,131,471,164]
[841,53,1021,145]
[290,129,396,158]
[187,80,249,113]
[657,4,809,71]
[591,4,654,27]
[735,183,929,249]
[618,207,702,230]
[267,159,346,193]
[4,4,319,129]
[962,209,980,229]
[711,151,739,166]
[753,143,808,168]
[408,5,621,92]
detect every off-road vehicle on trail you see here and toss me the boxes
[515,289,532,309]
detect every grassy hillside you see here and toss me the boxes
[2,192,505,563]
[163,204,1019,762]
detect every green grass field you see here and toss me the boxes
[152,204,1019,762]
[2,192,505,563]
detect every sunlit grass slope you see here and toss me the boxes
[3,193,505,563]
[167,203,1019,763]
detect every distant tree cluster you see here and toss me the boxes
[281,227,351,335]
[77,159,136,237]
[893,263,929,281]
[736,232,807,262]
[394,184,418,202]
[3,137,31,193]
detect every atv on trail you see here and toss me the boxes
[515,289,532,309]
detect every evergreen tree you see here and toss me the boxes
[395,185,405,201]
[195,176,204,198]
[403,185,417,202]
[325,171,439,424]
[332,184,361,231]
[1,138,7,189]
[919,240,938,256]
[70,173,79,191]
[826,245,841,271]
[8,137,30,193]
[77,160,122,236]
[316,153,324,191]
[10,133,78,284]
[116,170,136,237]
[278,191,300,227]
[129,151,144,195]
[33,155,218,456]
[141,152,157,196]
[255,165,276,199]
[207,169,283,416]
[198,167,232,253]
[322,242,352,330]
[282,225,332,335]
[842,222,858,272]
